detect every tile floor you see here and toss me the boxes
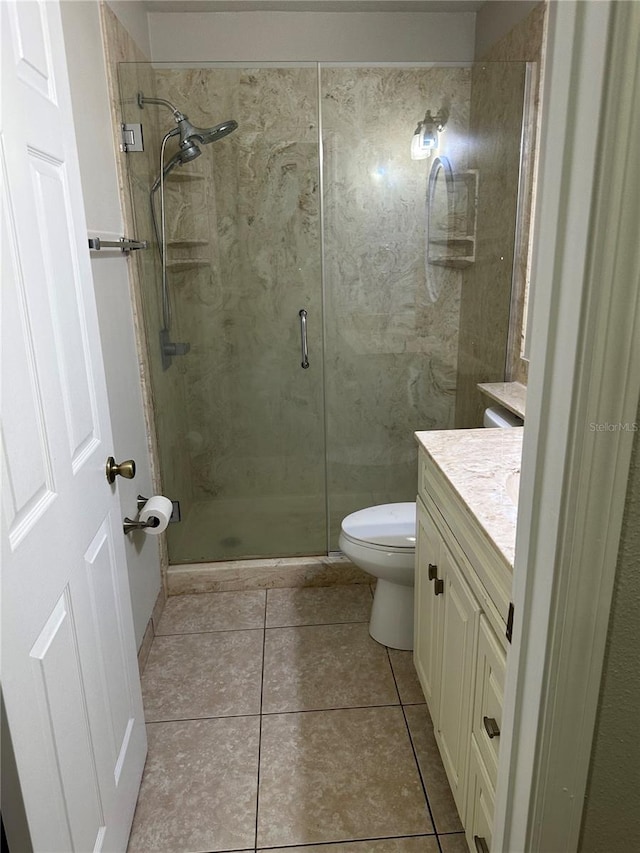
[128,585,466,853]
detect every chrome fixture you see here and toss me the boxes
[123,495,178,534]
[88,236,147,252]
[299,309,309,369]
[411,108,448,160]
[123,516,160,535]
[138,92,238,369]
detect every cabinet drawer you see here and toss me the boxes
[465,736,495,853]
[471,616,506,787]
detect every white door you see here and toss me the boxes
[1,2,146,850]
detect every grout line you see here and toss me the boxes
[385,646,441,844]
[154,619,372,638]
[255,832,439,850]
[154,626,265,637]
[145,712,262,726]
[254,596,267,849]
[144,703,414,727]
[261,702,402,717]
[264,619,370,630]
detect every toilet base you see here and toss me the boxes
[369,578,414,650]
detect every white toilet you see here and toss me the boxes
[339,502,416,650]
[340,405,523,651]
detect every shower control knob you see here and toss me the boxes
[106,457,136,484]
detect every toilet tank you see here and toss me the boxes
[483,405,524,428]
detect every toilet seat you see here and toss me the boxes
[340,502,416,550]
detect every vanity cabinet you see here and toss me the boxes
[414,499,481,812]
[414,444,512,853]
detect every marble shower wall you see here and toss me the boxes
[321,66,470,542]
[455,2,547,427]
[142,64,470,560]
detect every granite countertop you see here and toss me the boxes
[477,381,527,420]
[415,427,523,568]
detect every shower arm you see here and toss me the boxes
[137,92,185,123]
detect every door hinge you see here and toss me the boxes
[506,602,515,643]
[120,122,144,153]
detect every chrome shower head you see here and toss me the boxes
[177,117,238,146]
[138,91,238,147]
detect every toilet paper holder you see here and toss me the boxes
[123,516,159,535]
[122,495,170,535]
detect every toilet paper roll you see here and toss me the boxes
[139,495,173,535]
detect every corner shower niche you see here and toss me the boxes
[117,61,529,566]
[427,155,478,269]
[164,165,212,272]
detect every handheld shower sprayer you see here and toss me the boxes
[139,91,238,369]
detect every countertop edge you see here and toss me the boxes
[477,381,527,420]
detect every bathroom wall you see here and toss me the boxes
[579,401,640,851]
[474,0,540,59]
[105,0,151,57]
[59,0,162,649]
[482,0,547,386]
[454,1,546,428]
[147,11,476,63]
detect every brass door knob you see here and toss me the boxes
[106,457,136,484]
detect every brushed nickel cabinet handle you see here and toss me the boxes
[474,836,490,853]
[428,562,438,580]
[483,716,500,739]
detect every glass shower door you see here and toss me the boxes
[119,63,327,562]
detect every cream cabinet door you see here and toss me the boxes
[435,540,482,816]
[414,497,442,714]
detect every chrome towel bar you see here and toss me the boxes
[88,236,148,252]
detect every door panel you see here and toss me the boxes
[29,593,106,852]
[29,152,98,461]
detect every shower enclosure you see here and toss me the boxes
[117,61,529,565]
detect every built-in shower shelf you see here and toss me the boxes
[167,172,205,183]
[428,236,475,269]
[167,240,209,249]
[429,238,475,248]
[429,257,474,269]
[427,162,478,270]
[167,259,210,271]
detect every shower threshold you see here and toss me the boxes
[166,553,369,596]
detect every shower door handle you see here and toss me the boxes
[299,309,309,369]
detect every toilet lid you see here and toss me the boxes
[341,502,416,548]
